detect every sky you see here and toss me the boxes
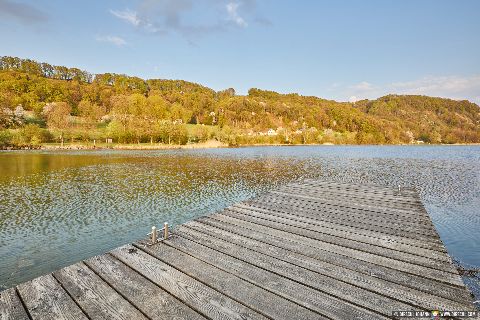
[1,0,479,103]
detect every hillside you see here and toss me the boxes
[1,56,479,147]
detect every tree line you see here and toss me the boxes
[1,56,479,148]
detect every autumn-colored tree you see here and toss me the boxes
[1,56,479,147]
[42,102,72,146]
[78,100,105,127]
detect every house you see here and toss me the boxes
[267,129,277,136]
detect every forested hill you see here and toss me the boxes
[1,56,479,147]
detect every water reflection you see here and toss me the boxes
[0,146,479,299]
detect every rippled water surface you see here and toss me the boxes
[0,146,479,297]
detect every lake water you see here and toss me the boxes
[0,146,479,299]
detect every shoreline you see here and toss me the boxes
[2,141,480,151]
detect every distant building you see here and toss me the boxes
[267,129,277,136]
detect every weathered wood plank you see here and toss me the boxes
[85,254,206,320]
[256,192,438,229]
[301,180,419,198]
[111,245,267,320]
[228,207,456,264]
[17,274,88,320]
[164,234,388,320]
[0,288,29,320]
[183,219,474,311]
[285,180,419,195]
[54,262,148,320]
[280,184,422,205]
[288,182,419,198]
[248,201,440,247]
[198,214,473,303]
[236,202,445,252]
[247,198,441,241]
[232,204,448,257]
[137,241,324,320]
[255,193,436,226]
[270,191,429,218]
[175,225,419,318]
[221,209,460,277]
[246,201,443,242]
[280,187,422,207]
[216,211,465,287]
[301,179,418,196]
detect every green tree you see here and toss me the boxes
[42,102,72,146]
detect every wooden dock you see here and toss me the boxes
[1,180,477,319]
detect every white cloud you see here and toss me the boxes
[339,75,480,104]
[110,9,141,27]
[389,75,480,98]
[95,35,127,46]
[108,0,262,42]
[349,81,374,91]
[226,2,247,27]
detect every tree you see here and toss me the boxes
[42,102,71,146]
[78,100,105,127]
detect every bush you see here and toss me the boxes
[0,130,12,147]
[13,124,52,146]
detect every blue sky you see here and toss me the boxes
[1,0,479,103]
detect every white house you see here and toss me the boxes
[267,129,277,136]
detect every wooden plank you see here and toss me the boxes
[111,245,267,320]
[248,197,440,241]
[286,182,419,198]
[270,191,429,218]
[257,193,438,228]
[288,180,417,194]
[280,185,423,206]
[215,211,465,287]
[85,254,206,320]
[301,180,419,197]
[137,241,324,320]
[248,196,441,241]
[270,190,428,215]
[232,204,446,258]
[222,209,460,276]
[54,262,148,320]
[233,203,448,256]
[258,191,431,224]
[198,214,473,303]
[248,199,439,245]
[164,234,389,320]
[183,219,475,311]
[301,179,418,196]
[0,288,29,320]
[174,224,419,317]
[17,274,88,320]
[281,184,422,205]
[237,202,445,251]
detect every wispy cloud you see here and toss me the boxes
[95,35,127,46]
[342,75,480,104]
[109,9,140,27]
[226,2,247,27]
[109,0,266,41]
[0,0,48,25]
[350,81,374,91]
